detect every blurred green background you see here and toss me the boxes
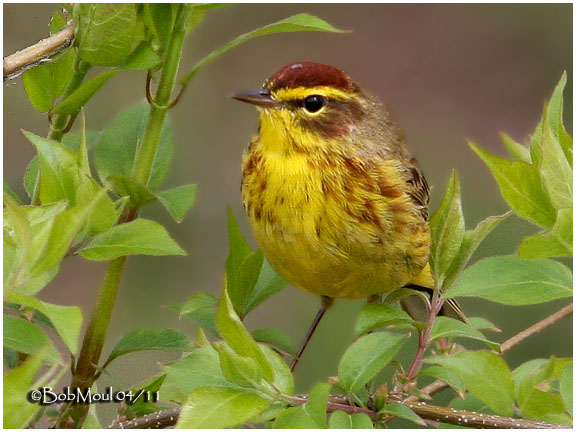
[4,3,572,424]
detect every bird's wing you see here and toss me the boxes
[405,159,430,221]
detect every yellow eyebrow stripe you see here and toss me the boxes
[272,86,353,102]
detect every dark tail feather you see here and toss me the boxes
[400,285,470,324]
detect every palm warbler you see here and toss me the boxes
[233,62,465,370]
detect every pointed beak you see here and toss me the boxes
[231,89,277,107]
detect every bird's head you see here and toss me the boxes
[232,62,367,143]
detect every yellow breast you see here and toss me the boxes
[241,113,429,299]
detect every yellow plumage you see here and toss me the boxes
[240,81,431,299]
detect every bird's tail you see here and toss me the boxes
[400,263,469,324]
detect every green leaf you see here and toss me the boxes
[25,131,78,204]
[244,257,287,316]
[176,291,218,316]
[329,411,373,429]
[229,250,264,315]
[157,184,197,222]
[380,403,425,426]
[5,291,82,355]
[470,143,556,228]
[161,345,230,404]
[513,357,572,423]
[225,208,258,314]
[175,292,219,336]
[446,256,572,305]
[419,366,466,397]
[3,350,48,428]
[95,103,173,190]
[79,219,185,260]
[501,133,531,163]
[304,382,330,427]
[145,4,176,56]
[5,191,109,293]
[52,70,121,115]
[23,131,101,200]
[180,13,345,85]
[519,207,572,258]
[107,174,157,208]
[260,344,294,396]
[75,4,139,66]
[124,374,166,417]
[8,267,59,297]
[76,112,90,177]
[142,3,179,58]
[225,208,287,318]
[429,317,499,351]
[443,212,511,290]
[426,351,514,416]
[76,181,117,238]
[24,131,116,238]
[23,157,39,200]
[105,328,194,366]
[338,331,406,393]
[213,341,263,388]
[252,328,295,355]
[3,237,17,291]
[191,3,228,11]
[3,194,32,282]
[83,401,102,429]
[430,171,464,284]
[176,386,271,429]
[354,304,415,336]
[23,49,75,112]
[49,11,67,34]
[3,315,60,363]
[216,285,274,382]
[186,7,206,33]
[540,72,572,166]
[244,402,287,425]
[32,195,108,275]
[560,362,573,414]
[274,383,330,428]
[329,410,354,429]
[122,42,162,70]
[538,120,572,211]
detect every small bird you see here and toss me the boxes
[233,62,465,371]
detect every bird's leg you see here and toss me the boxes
[290,295,334,372]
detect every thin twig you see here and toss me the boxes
[500,303,573,352]
[4,24,75,81]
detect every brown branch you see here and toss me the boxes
[3,24,74,81]
[108,303,573,429]
[108,397,569,429]
[108,407,180,429]
[405,401,568,429]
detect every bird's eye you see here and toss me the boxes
[303,95,326,113]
